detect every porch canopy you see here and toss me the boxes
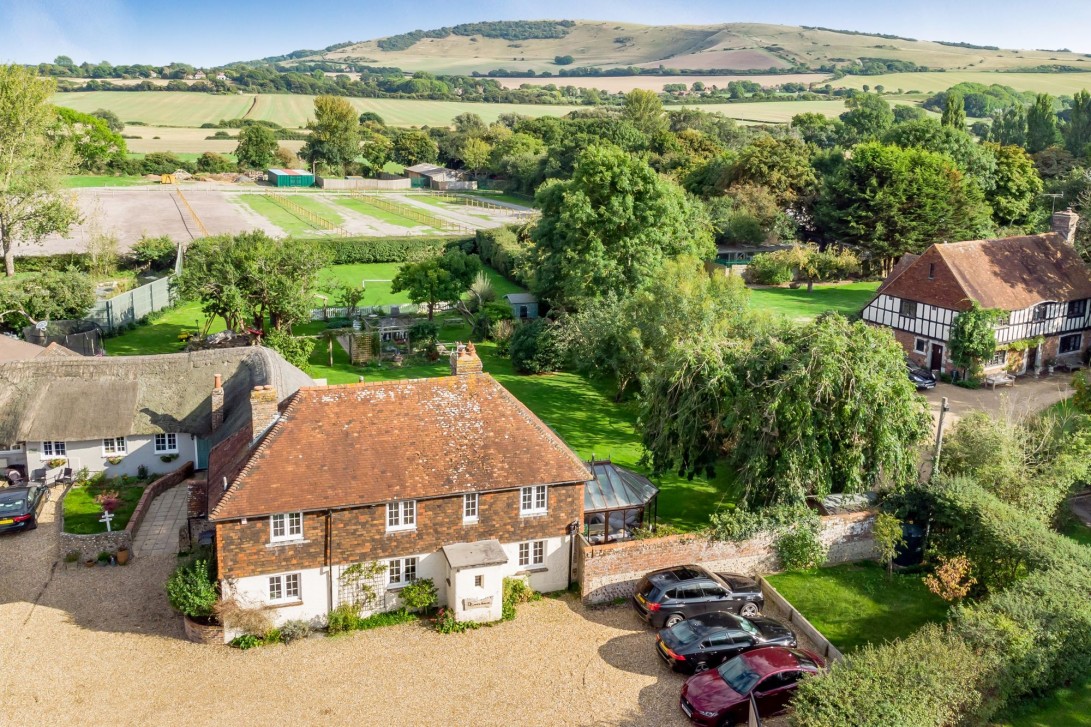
[583,460,659,544]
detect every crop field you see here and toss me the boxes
[52,91,254,126]
[831,71,1091,96]
[494,73,830,92]
[119,125,305,155]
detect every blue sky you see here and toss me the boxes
[2,0,1090,66]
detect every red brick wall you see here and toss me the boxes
[577,511,877,604]
[883,247,971,312]
[217,482,583,579]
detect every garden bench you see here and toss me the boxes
[985,373,1016,390]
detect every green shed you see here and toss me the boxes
[266,168,315,187]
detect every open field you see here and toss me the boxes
[63,175,148,188]
[494,73,830,92]
[120,126,305,155]
[54,91,583,128]
[318,21,1091,76]
[766,562,950,653]
[832,71,1091,96]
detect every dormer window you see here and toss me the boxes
[1033,303,1051,322]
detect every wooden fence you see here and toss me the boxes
[348,192,474,235]
[263,193,349,236]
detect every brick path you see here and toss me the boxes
[131,485,188,556]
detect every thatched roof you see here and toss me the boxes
[0,347,312,444]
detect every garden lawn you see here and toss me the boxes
[748,281,880,322]
[464,190,538,209]
[1000,679,1091,727]
[63,481,146,534]
[104,301,217,355]
[332,197,429,229]
[63,175,148,188]
[281,195,345,226]
[766,561,949,653]
[237,194,325,236]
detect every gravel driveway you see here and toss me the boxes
[0,487,707,726]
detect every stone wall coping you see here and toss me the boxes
[759,576,844,663]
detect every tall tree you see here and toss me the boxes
[531,144,713,309]
[459,137,492,178]
[816,143,994,271]
[728,134,818,209]
[990,105,1027,148]
[882,119,997,193]
[234,124,278,170]
[1064,89,1091,157]
[90,108,123,134]
[391,129,439,166]
[839,93,894,144]
[300,95,360,174]
[983,142,1043,227]
[1026,93,1062,154]
[52,107,127,172]
[750,244,861,292]
[392,249,481,320]
[0,65,80,276]
[0,269,95,328]
[622,89,667,136]
[639,314,931,505]
[941,92,967,129]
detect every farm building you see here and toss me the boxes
[504,293,539,320]
[266,169,315,188]
[403,163,476,191]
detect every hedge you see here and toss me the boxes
[790,479,1091,726]
[14,253,93,273]
[472,227,531,287]
[310,236,469,265]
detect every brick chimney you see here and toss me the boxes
[210,374,225,432]
[250,385,279,440]
[1052,208,1080,246]
[449,341,483,376]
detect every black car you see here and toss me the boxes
[632,565,765,628]
[907,363,937,390]
[0,485,47,534]
[656,611,797,673]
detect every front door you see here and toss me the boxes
[1026,345,1039,373]
[930,344,944,371]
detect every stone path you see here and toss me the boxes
[131,484,189,557]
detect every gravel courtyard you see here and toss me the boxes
[0,488,694,727]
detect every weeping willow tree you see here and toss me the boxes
[639,314,931,505]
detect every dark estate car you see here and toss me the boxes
[680,646,826,726]
[632,565,764,629]
[656,611,798,674]
[907,363,937,390]
[0,485,47,534]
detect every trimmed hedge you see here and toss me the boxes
[14,253,93,273]
[311,236,469,265]
[791,478,1091,726]
[472,227,531,287]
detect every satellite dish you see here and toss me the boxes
[34,321,48,330]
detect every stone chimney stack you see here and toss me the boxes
[1052,208,1080,246]
[250,385,279,440]
[449,341,483,376]
[210,374,225,432]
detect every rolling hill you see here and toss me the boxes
[306,20,1091,76]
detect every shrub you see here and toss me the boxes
[214,598,273,636]
[316,236,466,265]
[166,559,218,619]
[509,318,565,374]
[229,634,264,650]
[262,330,313,370]
[435,608,478,634]
[195,151,235,174]
[326,604,360,635]
[472,227,530,286]
[745,252,794,285]
[502,576,540,621]
[775,521,828,571]
[923,555,977,602]
[399,578,438,613]
[130,235,177,271]
[279,619,313,644]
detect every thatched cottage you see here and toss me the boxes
[0,348,311,481]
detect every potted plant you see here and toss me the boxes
[46,457,67,469]
[83,557,96,568]
[97,551,112,566]
[106,456,124,466]
[167,558,223,643]
[160,453,179,464]
[1045,357,1056,375]
[116,546,130,565]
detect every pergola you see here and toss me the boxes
[583,460,659,545]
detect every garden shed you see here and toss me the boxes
[583,460,659,544]
[504,293,539,320]
[266,168,315,188]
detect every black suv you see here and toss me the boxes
[631,565,764,628]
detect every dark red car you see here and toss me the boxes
[679,646,825,726]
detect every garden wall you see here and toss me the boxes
[578,511,876,604]
[760,577,844,663]
[58,461,193,561]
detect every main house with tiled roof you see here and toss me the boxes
[206,344,591,633]
[862,210,1091,375]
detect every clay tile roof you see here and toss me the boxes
[933,233,1091,310]
[0,336,48,363]
[209,373,592,521]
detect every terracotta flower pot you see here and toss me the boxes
[83,559,96,568]
[116,547,130,565]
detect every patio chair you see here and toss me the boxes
[56,467,75,486]
[30,468,47,484]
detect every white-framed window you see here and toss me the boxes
[986,350,1007,368]
[520,485,547,516]
[474,574,484,588]
[42,441,66,457]
[1060,333,1083,355]
[386,500,416,532]
[270,512,303,542]
[388,557,417,586]
[268,573,301,602]
[154,433,178,453]
[101,437,127,456]
[899,299,918,318]
[463,493,479,523]
[913,338,928,354]
[518,540,546,567]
